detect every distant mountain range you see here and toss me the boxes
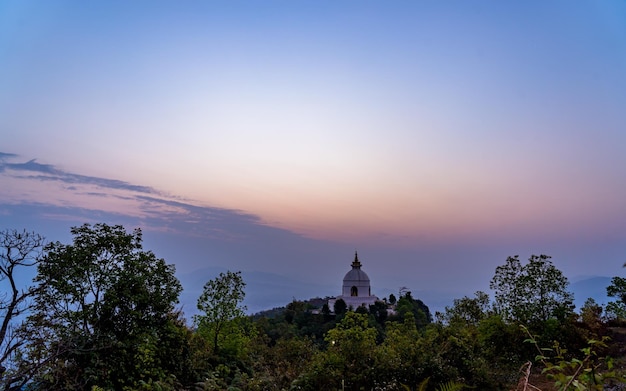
[177,268,617,319]
[178,267,337,317]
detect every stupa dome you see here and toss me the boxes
[328,251,379,311]
[343,265,370,284]
[341,252,372,298]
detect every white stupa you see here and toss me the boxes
[328,252,379,311]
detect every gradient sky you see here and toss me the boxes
[2,1,626,313]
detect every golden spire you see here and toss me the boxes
[351,251,362,268]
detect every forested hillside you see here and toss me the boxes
[2,224,626,391]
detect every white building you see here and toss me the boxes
[328,252,379,311]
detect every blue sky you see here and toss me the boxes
[1,1,625,313]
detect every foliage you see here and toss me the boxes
[406,379,467,391]
[333,298,347,315]
[521,325,626,390]
[25,223,182,390]
[606,276,626,320]
[579,298,604,336]
[0,229,45,389]
[324,311,379,389]
[436,381,466,391]
[421,323,493,389]
[607,276,626,303]
[477,315,528,375]
[195,270,247,354]
[370,300,388,316]
[4,233,626,391]
[393,291,432,327]
[490,255,574,325]
[245,333,318,390]
[441,291,490,326]
[378,313,425,388]
[294,312,379,390]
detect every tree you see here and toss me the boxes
[294,312,379,390]
[26,223,182,390]
[321,303,331,317]
[246,334,318,391]
[333,298,347,315]
[490,254,573,325]
[442,291,490,326]
[579,298,604,335]
[377,313,424,388]
[0,229,45,388]
[369,300,388,325]
[394,291,432,327]
[285,300,307,324]
[324,312,378,389]
[195,270,247,354]
[606,276,626,320]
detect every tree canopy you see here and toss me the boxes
[1,227,623,391]
[195,270,247,354]
[490,254,573,325]
[606,276,626,319]
[27,223,182,390]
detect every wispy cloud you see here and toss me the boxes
[0,152,19,160]
[6,159,60,174]
[0,152,19,171]
[0,151,299,242]
[1,154,159,194]
[0,153,351,287]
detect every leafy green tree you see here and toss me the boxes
[376,313,423,388]
[0,229,45,389]
[380,312,495,390]
[579,298,603,335]
[419,323,493,390]
[284,300,307,324]
[321,303,331,319]
[490,255,573,325]
[325,311,378,380]
[606,276,626,320]
[441,291,490,326]
[246,334,318,390]
[369,300,388,325]
[394,291,432,327]
[607,276,626,303]
[477,314,529,383]
[333,298,347,315]
[294,312,379,390]
[26,223,182,390]
[522,325,626,391]
[195,270,247,354]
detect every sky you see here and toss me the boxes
[1,1,626,314]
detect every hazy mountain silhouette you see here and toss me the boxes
[570,276,612,308]
[177,267,338,317]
